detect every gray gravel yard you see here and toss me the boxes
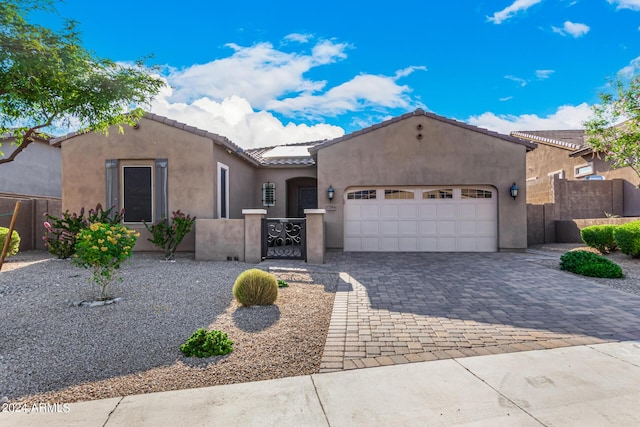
[0,252,337,404]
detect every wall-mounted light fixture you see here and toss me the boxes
[327,185,335,201]
[510,182,519,200]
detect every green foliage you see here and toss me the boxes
[560,250,624,279]
[73,222,139,299]
[0,0,165,164]
[613,221,640,258]
[180,328,234,358]
[0,227,20,257]
[580,225,618,253]
[144,210,196,260]
[277,279,289,288]
[233,269,278,307]
[43,204,124,259]
[584,72,640,178]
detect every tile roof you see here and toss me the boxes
[244,140,324,166]
[310,109,537,154]
[510,130,585,150]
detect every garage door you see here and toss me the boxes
[344,187,497,252]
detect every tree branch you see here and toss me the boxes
[0,117,55,164]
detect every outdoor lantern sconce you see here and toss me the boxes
[327,185,335,201]
[510,182,519,200]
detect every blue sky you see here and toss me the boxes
[35,0,640,148]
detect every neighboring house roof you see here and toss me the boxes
[1,131,58,147]
[245,140,324,166]
[310,108,537,155]
[510,130,585,151]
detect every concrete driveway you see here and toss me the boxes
[318,251,640,372]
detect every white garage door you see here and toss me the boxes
[344,187,497,252]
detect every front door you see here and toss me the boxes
[298,187,318,217]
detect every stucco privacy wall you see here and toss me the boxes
[62,118,220,251]
[0,195,61,251]
[315,114,529,250]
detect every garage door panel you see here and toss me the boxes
[381,220,399,234]
[344,186,497,252]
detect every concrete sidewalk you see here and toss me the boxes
[2,341,640,427]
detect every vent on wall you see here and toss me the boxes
[262,182,275,207]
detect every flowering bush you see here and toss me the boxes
[73,222,139,300]
[144,210,195,260]
[43,204,124,259]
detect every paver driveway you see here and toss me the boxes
[316,251,640,372]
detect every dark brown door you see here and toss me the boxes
[298,187,318,217]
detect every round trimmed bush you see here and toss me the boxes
[233,269,278,306]
[560,250,624,279]
[0,227,20,257]
[613,220,640,258]
[580,224,618,253]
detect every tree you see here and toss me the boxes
[584,72,640,178]
[0,0,165,164]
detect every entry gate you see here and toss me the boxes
[261,218,306,260]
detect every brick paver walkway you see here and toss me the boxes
[317,251,640,372]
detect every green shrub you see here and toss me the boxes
[233,269,278,306]
[0,227,20,257]
[560,250,624,278]
[613,221,640,258]
[44,204,124,259]
[144,210,195,260]
[277,279,289,288]
[580,225,618,253]
[180,328,234,358]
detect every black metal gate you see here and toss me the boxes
[261,218,306,260]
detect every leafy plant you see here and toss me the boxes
[560,250,624,279]
[277,279,289,288]
[0,227,20,257]
[580,225,618,254]
[73,222,139,300]
[233,269,278,306]
[180,328,234,358]
[613,221,640,258]
[144,210,195,260]
[43,204,124,259]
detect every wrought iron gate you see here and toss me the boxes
[261,218,306,260]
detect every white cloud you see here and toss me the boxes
[552,21,590,37]
[607,0,640,11]
[505,75,528,86]
[618,55,640,77]
[487,0,543,24]
[466,103,593,134]
[499,96,514,101]
[395,65,428,79]
[150,86,344,149]
[536,69,555,79]
[283,33,313,43]
[164,39,349,106]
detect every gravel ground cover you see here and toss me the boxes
[0,252,337,404]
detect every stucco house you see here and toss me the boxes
[58,109,534,257]
[0,133,62,251]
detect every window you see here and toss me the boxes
[122,165,153,222]
[385,190,414,199]
[347,189,376,200]
[575,162,594,178]
[423,189,453,199]
[217,162,229,218]
[263,182,275,207]
[461,189,492,199]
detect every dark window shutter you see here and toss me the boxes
[155,159,168,222]
[105,159,119,215]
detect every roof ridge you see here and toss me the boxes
[510,131,582,150]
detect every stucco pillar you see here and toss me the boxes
[242,209,267,263]
[305,209,326,264]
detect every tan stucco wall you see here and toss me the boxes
[254,167,316,218]
[316,115,528,250]
[195,218,244,261]
[213,146,257,219]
